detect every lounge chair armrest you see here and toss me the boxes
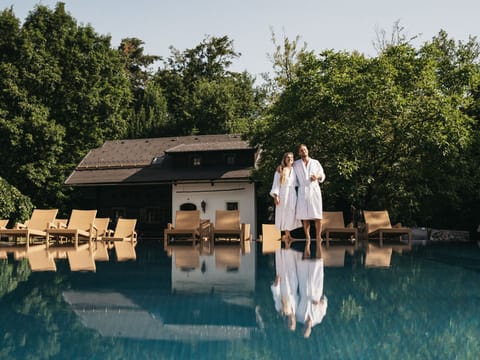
[14,222,27,229]
[346,222,354,229]
[393,222,403,228]
[167,223,173,230]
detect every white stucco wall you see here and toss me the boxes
[171,245,256,293]
[171,181,257,239]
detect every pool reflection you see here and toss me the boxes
[62,239,259,342]
[0,241,137,272]
[1,239,479,359]
[166,238,255,294]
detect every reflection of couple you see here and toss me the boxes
[270,144,325,258]
[271,248,327,338]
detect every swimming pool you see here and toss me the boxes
[0,240,479,359]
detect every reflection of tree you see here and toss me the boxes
[324,246,480,358]
[0,259,30,298]
[340,295,363,321]
[0,268,122,359]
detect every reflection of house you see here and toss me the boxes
[63,290,257,341]
[65,135,258,238]
[170,243,255,294]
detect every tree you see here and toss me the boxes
[155,35,265,135]
[0,3,132,209]
[249,31,480,229]
[117,37,170,138]
[0,176,33,224]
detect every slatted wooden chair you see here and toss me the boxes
[164,210,201,248]
[261,224,282,254]
[363,210,411,247]
[0,209,58,250]
[212,210,242,243]
[46,209,97,250]
[107,218,137,261]
[321,211,358,248]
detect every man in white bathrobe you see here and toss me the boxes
[293,144,326,259]
[296,257,327,338]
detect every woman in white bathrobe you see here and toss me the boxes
[270,152,302,246]
[295,257,328,338]
[271,248,302,331]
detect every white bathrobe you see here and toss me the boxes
[295,258,327,326]
[270,168,302,231]
[293,158,325,220]
[270,249,302,315]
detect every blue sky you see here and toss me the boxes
[5,0,480,82]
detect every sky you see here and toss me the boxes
[4,0,480,82]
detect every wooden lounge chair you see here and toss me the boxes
[322,246,354,267]
[107,218,137,261]
[215,244,241,271]
[27,246,57,272]
[212,210,245,243]
[261,224,282,254]
[322,211,358,248]
[0,209,58,250]
[364,243,394,268]
[172,246,200,270]
[46,209,97,250]
[164,210,201,248]
[0,219,8,229]
[92,217,112,261]
[363,210,412,247]
[67,247,96,271]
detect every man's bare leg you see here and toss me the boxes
[285,230,291,249]
[303,220,311,258]
[315,219,323,259]
[303,316,312,338]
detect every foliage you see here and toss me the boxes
[154,35,265,135]
[0,3,131,210]
[0,176,33,224]
[249,31,480,229]
[0,259,30,298]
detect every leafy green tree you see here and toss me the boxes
[155,35,265,135]
[118,37,160,96]
[249,31,480,229]
[0,3,131,209]
[0,177,33,225]
[117,38,171,138]
[125,80,170,138]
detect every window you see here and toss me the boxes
[225,154,236,166]
[192,155,201,166]
[143,207,164,224]
[112,207,125,221]
[226,202,238,211]
[180,203,197,211]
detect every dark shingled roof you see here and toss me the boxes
[65,134,257,186]
[165,141,249,153]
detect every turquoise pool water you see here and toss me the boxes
[0,240,479,359]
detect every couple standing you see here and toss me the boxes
[270,144,325,259]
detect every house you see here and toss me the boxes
[65,134,259,239]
